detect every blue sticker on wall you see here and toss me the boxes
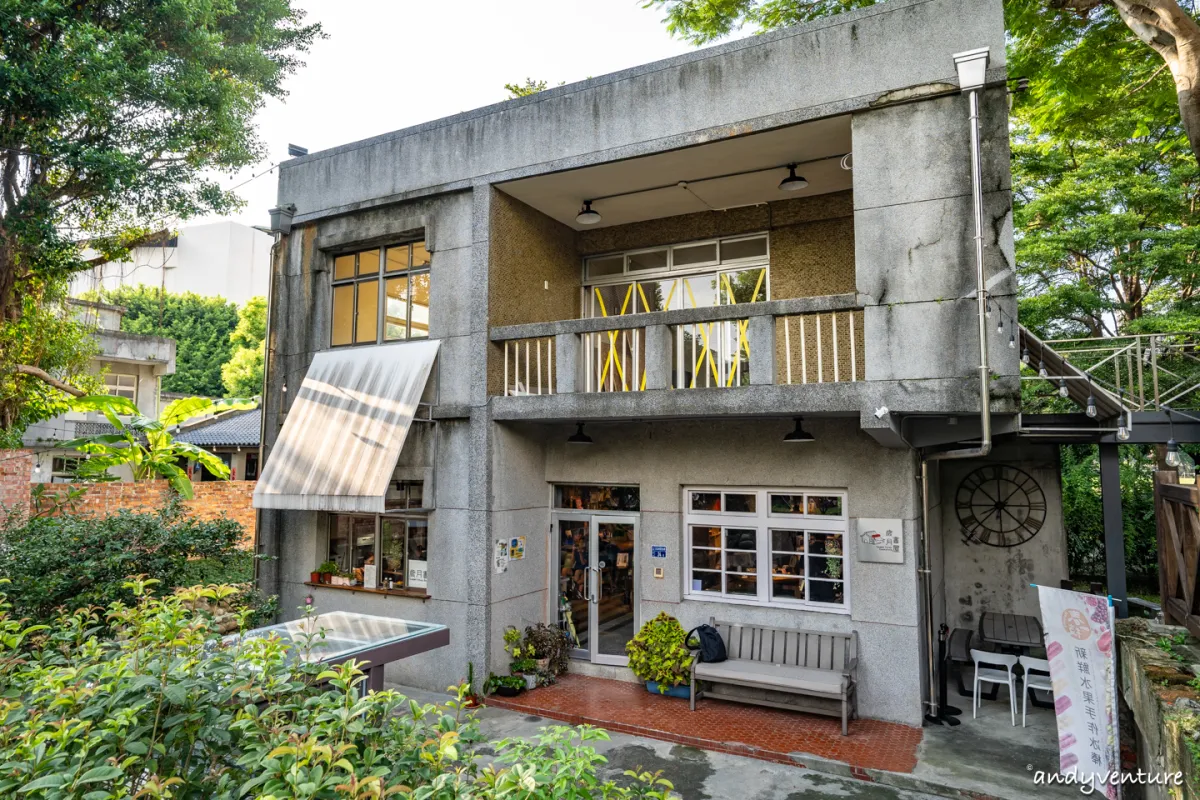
[651,546,667,558]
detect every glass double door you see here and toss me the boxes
[555,514,637,665]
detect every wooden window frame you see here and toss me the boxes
[330,241,430,347]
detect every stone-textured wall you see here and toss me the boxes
[488,190,579,328]
[939,443,1068,628]
[1118,618,1200,800]
[29,480,257,547]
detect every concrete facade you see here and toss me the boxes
[258,0,1031,727]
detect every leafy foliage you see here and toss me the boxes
[1061,444,1161,582]
[0,580,674,799]
[98,286,241,397]
[506,78,550,98]
[641,0,878,45]
[523,623,572,678]
[0,503,270,627]
[58,394,253,497]
[0,0,321,313]
[222,296,267,396]
[625,612,695,691]
[0,278,101,444]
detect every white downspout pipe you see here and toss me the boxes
[919,47,994,721]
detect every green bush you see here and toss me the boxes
[0,580,674,799]
[625,612,694,692]
[1062,444,1160,583]
[0,500,273,626]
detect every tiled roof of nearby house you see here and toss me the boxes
[175,408,260,448]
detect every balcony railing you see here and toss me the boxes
[502,336,556,396]
[493,295,863,397]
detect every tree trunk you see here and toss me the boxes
[1171,25,1200,168]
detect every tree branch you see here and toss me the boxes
[10,365,86,397]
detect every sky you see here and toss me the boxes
[202,0,703,228]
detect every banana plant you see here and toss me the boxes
[57,395,256,499]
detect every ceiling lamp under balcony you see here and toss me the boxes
[567,422,594,445]
[576,200,602,225]
[778,164,809,192]
[783,416,815,443]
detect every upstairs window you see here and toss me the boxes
[104,372,137,402]
[582,235,768,319]
[331,241,430,346]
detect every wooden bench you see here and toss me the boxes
[689,618,859,735]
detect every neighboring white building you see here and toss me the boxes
[71,220,272,305]
[24,300,176,482]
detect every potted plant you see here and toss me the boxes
[523,623,571,684]
[485,672,525,697]
[625,612,694,698]
[504,627,540,690]
[316,561,337,585]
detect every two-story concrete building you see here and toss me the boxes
[253,0,1071,727]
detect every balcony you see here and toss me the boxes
[488,294,882,421]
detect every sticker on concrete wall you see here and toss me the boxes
[494,539,509,573]
[651,546,667,558]
[856,518,904,564]
[509,536,525,560]
[407,559,427,589]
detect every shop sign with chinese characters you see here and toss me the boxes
[855,518,903,564]
[1036,585,1120,800]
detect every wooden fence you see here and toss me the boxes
[1156,470,1200,636]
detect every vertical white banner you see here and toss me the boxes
[1036,586,1121,799]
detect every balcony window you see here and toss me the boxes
[331,241,430,346]
[583,234,769,317]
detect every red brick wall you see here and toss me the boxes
[0,449,33,516]
[23,479,257,548]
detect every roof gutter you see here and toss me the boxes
[919,47,994,724]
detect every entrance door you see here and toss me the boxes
[555,514,638,665]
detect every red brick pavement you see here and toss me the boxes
[485,674,923,773]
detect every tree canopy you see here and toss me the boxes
[0,0,319,430]
[101,286,240,398]
[222,296,266,397]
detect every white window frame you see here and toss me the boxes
[683,486,849,614]
[104,372,137,403]
[581,233,771,315]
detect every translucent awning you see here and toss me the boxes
[253,340,439,513]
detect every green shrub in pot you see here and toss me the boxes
[625,612,694,693]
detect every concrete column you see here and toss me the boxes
[554,333,578,394]
[1099,443,1128,618]
[748,315,776,386]
[644,324,673,390]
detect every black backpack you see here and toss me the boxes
[687,624,727,664]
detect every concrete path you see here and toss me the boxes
[397,685,945,800]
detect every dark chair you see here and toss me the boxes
[948,627,997,699]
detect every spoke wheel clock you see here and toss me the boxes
[955,465,1046,547]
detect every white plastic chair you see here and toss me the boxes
[971,648,1019,726]
[1020,656,1053,727]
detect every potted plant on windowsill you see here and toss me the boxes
[316,561,338,585]
[626,612,694,699]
